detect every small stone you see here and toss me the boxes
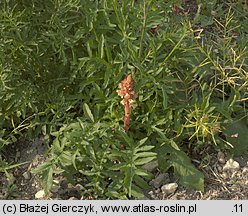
[154,188,161,194]
[223,159,240,172]
[221,172,229,179]
[242,167,248,174]
[217,164,223,173]
[69,197,78,200]
[211,10,217,16]
[148,191,156,199]
[22,171,31,180]
[148,190,154,196]
[142,160,158,172]
[217,151,225,164]
[161,183,178,195]
[58,189,67,195]
[35,190,45,199]
[51,185,60,193]
[53,180,60,184]
[60,180,68,189]
[67,183,73,189]
[149,173,170,188]
[75,184,83,191]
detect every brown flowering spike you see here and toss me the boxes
[117,74,136,132]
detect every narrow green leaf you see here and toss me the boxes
[117,129,133,147]
[151,125,169,141]
[124,166,135,197]
[31,161,53,174]
[134,152,157,160]
[134,168,150,177]
[136,137,148,147]
[43,167,54,194]
[135,145,155,153]
[133,175,150,190]
[161,84,168,109]
[86,41,92,57]
[83,103,94,122]
[110,163,127,171]
[100,34,105,59]
[134,156,156,166]
[72,150,79,170]
[105,38,112,62]
[58,151,73,166]
[130,184,144,198]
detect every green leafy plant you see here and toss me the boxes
[33,118,156,199]
[0,0,247,199]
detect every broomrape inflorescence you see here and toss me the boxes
[117,74,136,132]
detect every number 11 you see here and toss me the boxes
[234,204,243,213]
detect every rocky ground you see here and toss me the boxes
[0,138,248,200]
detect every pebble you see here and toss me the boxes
[148,191,156,199]
[149,173,170,188]
[217,151,225,164]
[217,164,223,172]
[35,190,45,199]
[53,180,60,184]
[68,197,78,200]
[161,183,178,195]
[221,172,229,179]
[142,160,158,172]
[51,185,60,193]
[242,167,248,174]
[223,159,240,172]
[60,180,68,189]
[75,184,84,191]
[22,171,31,180]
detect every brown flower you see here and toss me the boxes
[117,74,136,132]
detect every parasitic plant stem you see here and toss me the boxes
[117,74,136,132]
